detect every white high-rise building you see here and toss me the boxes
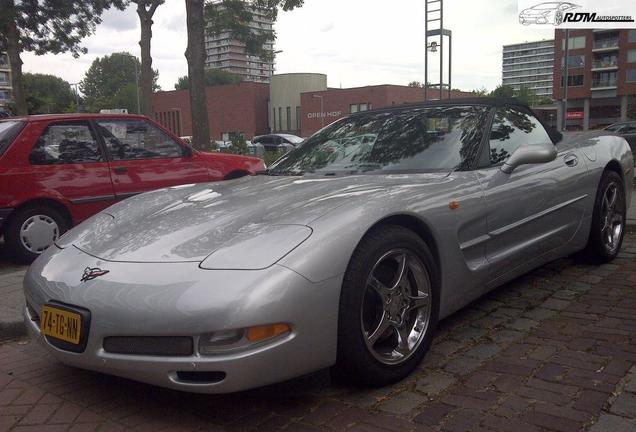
[0,52,11,108]
[205,3,274,83]
[502,39,555,99]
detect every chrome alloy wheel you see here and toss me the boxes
[600,182,624,254]
[20,215,59,254]
[361,249,432,365]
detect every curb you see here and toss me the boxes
[0,319,26,342]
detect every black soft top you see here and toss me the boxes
[354,97,531,116]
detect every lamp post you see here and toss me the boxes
[69,82,80,112]
[121,53,141,114]
[312,94,324,129]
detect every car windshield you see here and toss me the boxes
[0,120,25,157]
[268,105,488,176]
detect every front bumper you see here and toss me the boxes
[519,15,548,24]
[0,207,14,232]
[24,245,342,393]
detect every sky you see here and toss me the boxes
[20,0,554,93]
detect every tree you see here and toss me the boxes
[174,68,242,90]
[22,73,75,114]
[514,86,538,106]
[80,52,159,113]
[489,84,515,99]
[472,87,488,97]
[0,0,126,115]
[133,0,164,117]
[408,81,424,88]
[185,0,304,151]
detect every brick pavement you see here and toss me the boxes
[0,240,28,341]
[0,232,635,432]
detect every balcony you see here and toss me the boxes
[591,77,618,89]
[591,58,619,71]
[592,38,619,52]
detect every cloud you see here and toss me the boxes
[20,0,556,94]
[100,5,138,32]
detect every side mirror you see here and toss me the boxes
[501,141,557,174]
[182,145,193,158]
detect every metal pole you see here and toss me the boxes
[448,32,452,99]
[133,60,140,115]
[563,29,570,131]
[439,0,443,100]
[424,0,428,101]
[320,96,324,129]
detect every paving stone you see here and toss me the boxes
[377,391,427,415]
[589,414,636,432]
[449,326,487,343]
[523,307,558,321]
[506,317,539,331]
[443,356,482,376]
[609,392,636,418]
[415,371,457,397]
[464,343,501,361]
[624,369,636,394]
[488,329,525,343]
[541,298,572,311]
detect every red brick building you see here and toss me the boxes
[153,78,473,141]
[300,85,474,137]
[153,81,269,140]
[554,29,636,129]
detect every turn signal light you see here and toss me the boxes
[246,323,291,342]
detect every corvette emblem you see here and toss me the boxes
[81,267,109,282]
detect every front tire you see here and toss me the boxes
[335,225,439,386]
[5,206,69,263]
[582,171,626,263]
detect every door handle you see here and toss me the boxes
[563,154,578,167]
[113,166,128,174]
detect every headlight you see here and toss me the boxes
[199,225,312,270]
[198,323,291,355]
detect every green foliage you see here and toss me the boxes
[204,0,304,63]
[22,73,76,114]
[472,87,488,97]
[80,52,160,113]
[489,85,515,99]
[0,1,127,56]
[264,149,285,166]
[174,69,242,90]
[225,132,249,155]
[408,81,424,88]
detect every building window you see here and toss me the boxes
[629,30,636,43]
[272,108,276,132]
[359,103,369,112]
[296,106,301,131]
[562,36,586,50]
[628,49,636,63]
[561,75,584,87]
[0,71,8,84]
[278,107,282,132]
[627,69,636,83]
[286,107,291,131]
[561,55,585,68]
[350,104,358,114]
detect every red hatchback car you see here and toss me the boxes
[0,114,265,262]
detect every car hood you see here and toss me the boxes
[64,173,449,263]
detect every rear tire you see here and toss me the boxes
[335,225,439,387]
[5,206,69,264]
[581,171,626,264]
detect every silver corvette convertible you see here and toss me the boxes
[24,98,633,393]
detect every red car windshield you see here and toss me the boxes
[0,120,25,157]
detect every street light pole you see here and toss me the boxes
[121,53,141,114]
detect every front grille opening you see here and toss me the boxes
[176,371,226,384]
[103,336,193,356]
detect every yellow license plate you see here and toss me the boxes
[40,305,82,345]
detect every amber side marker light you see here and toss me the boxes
[449,201,460,210]
[246,323,291,342]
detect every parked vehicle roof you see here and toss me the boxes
[0,113,149,122]
[353,97,531,116]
